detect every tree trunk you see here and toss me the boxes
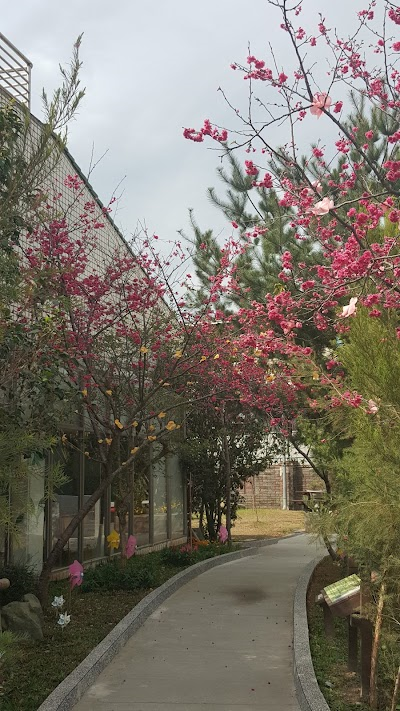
[199,502,205,536]
[205,503,215,540]
[252,476,259,522]
[323,534,339,561]
[117,504,129,567]
[221,405,232,541]
[288,438,331,494]
[390,665,400,711]
[370,578,386,710]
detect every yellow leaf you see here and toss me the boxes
[274,283,285,294]
[130,447,139,455]
[174,350,183,358]
[265,373,275,383]
[166,420,177,431]
[254,349,262,356]
[158,412,166,418]
[81,388,88,397]
[98,439,103,444]
[312,371,320,381]
[105,389,112,396]
[148,424,155,432]
[140,346,148,354]
[132,420,139,428]
[147,435,157,441]
[84,451,90,457]
[105,437,112,446]
[214,354,220,360]
[114,419,124,430]
[186,381,194,386]
[61,434,68,444]
[200,356,207,362]
[162,382,170,387]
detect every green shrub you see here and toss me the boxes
[80,543,236,594]
[81,555,162,593]
[0,563,38,605]
[160,542,232,567]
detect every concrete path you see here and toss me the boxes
[74,534,321,711]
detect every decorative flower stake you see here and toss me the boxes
[57,612,71,629]
[51,595,65,613]
[69,560,84,590]
[107,529,120,550]
[125,535,137,559]
[218,525,228,544]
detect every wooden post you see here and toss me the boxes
[351,615,373,702]
[316,595,335,638]
[322,599,335,638]
[348,617,358,672]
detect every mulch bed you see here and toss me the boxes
[2,564,184,711]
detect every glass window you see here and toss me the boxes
[50,437,81,568]
[82,439,104,562]
[152,443,167,543]
[132,448,150,547]
[169,453,185,539]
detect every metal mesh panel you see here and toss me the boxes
[0,33,31,109]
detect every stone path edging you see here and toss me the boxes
[294,553,330,711]
[38,543,275,711]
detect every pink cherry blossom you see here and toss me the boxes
[312,180,323,193]
[310,93,332,118]
[310,197,334,216]
[341,297,358,318]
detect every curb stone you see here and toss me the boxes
[38,543,276,711]
[294,554,330,711]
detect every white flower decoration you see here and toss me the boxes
[52,595,65,608]
[57,612,71,627]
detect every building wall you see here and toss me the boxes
[0,88,187,572]
[241,463,325,509]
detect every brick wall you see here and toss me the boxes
[241,463,325,509]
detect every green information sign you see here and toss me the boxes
[323,574,361,606]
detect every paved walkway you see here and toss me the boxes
[74,534,321,711]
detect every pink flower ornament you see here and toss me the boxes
[341,297,358,318]
[310,197,334,216]
[125,535,137,559]
[69,560,84,590]
[218,525,228,543]
[310,92,332,118]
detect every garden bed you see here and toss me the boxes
[1,543,233,711]
[306,556,370,711]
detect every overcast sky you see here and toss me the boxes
[5,0,370,250]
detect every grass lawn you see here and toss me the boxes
[231,507,305,540]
